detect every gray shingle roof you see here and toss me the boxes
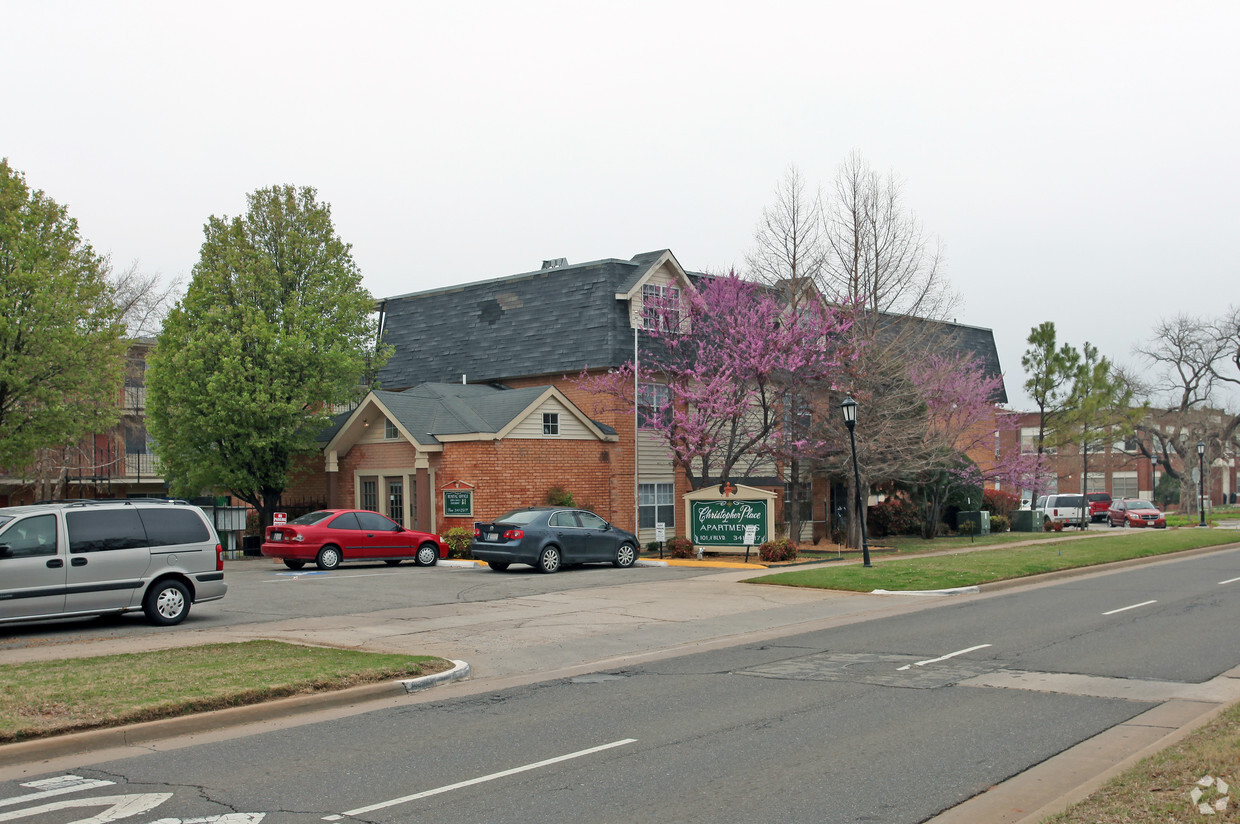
[377,253,677,390]
[320,383,617,446]
[376,251,1007,403]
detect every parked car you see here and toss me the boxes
[470,507,639,573]
[1107,499,1167,529]
[1086,492,1113,523]
[0,499,227,626]
[1036,494,1087,529]
[261,509,449,570]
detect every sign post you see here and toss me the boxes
[655,522,666,559]
[742,523,758,563]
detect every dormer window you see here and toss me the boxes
[642,284,681,332]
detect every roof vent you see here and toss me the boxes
[541,258,568,269]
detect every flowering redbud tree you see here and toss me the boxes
[578,272,854,492]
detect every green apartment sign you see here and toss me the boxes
[690,499,768,546]
[443,489,473,517]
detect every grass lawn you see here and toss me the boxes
[0,640,450,743]
[1044,700,1240,822]
[750,529,1239,592]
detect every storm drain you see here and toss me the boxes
[738,652,999,689]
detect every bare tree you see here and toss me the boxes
[109,260,183,339]
[745,166,829,540]
[1131,312,1238,513]
[820,150,956,325]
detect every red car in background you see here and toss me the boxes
[1086,492,1113,523]
[1106,499,1167,529]
[261,509,449,570]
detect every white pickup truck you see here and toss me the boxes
[1035,494,1087,529]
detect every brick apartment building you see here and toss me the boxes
[999,411,1237,508]
[285,250,1009,543]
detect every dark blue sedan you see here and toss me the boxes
[470,507,639,573]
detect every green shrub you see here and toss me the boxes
[982,489,1021,518]
[868,498,920,537]
[989,514,1010,533]
[545,486,575,507]
[666,536,695,558]
[759,537,798,562]
[443,526,474,559]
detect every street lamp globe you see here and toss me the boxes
[840,396,858,428]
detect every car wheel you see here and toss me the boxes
[1108,518,1116,528]
[316,545,342,570]
[536,546,562,574]
[415,543,439,567]
[143,579,190,626]
[283,559,306,569]
[614,543,637,568]
[385,559,402,566]
[487,561,510,571]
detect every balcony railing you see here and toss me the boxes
[124,452,162,479]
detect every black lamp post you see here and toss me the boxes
[1197,440,1207,527]
[840,396,871,567]
[1150,456,1158,504]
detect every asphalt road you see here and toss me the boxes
[4,546,1239,823]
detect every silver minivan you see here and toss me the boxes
[0,499,228,626]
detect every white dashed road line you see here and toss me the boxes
[324,738,638,820]
[897,644,992,671]
[1102,600,1157,616]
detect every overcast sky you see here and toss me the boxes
[5,1,1237,410]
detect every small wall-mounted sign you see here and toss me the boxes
[441,481,476,517]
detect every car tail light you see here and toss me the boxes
[503,529,524,540]
[216,544,224,571]
[474,527,481,538]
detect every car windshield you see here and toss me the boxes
[494,509,546,526]
[1087,493,1109,502]
[1127,501,1155,510]
[289,511,335,526]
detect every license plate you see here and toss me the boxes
[271,533,283,541]
[486,532,499,541]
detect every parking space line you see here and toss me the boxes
[1102,600,1157,615]
[325,739,638,819]
[897,644,991,671]
[1219,576,1240,585]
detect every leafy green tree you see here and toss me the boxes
[146,185,387,528]
[0,159,126,470]
[1022,321,1081,485]
[1059,342,1139,526]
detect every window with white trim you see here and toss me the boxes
[642,283,681,332]
[543,413,559,436]
[384,419,398,439]
[639,482,676,530]
[1113,472,1138,499]
[638,383,670,429]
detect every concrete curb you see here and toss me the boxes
[400,659,470,692]
[871,586,980,596]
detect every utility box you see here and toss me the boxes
[1011,509,1039,532]
[957,510,991,535]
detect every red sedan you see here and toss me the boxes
[261,509,449,570]
[1106,499,1167,529]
